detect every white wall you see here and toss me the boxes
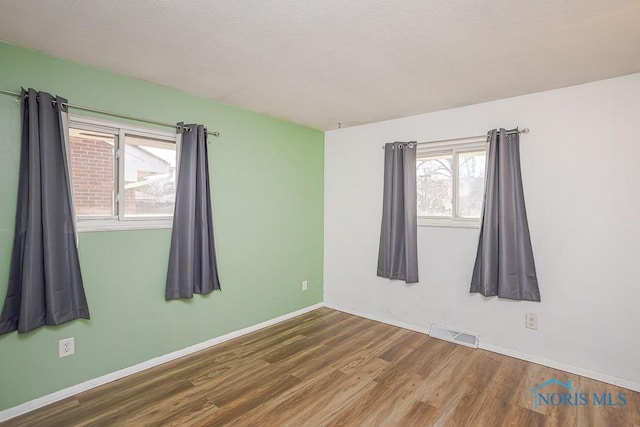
[324,73,640,389]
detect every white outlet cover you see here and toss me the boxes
[59,337,75,358]
[525,313,538,330]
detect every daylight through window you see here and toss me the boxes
[68,116,178,231]
[416,137,487,227]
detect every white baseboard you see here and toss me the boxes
[478,342,640,392]
[323,302,431,335]
[0,302,324,423]
[324,302,640,393]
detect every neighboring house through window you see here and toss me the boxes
[68,115,178,231]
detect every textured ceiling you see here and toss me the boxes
[1,0,639,130]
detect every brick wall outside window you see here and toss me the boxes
[69,136,114,216]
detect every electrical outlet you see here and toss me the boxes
[59,337,75,358]
[302,280,308,291]
[525,313,538,330]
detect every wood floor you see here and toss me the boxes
[3,308,638,426]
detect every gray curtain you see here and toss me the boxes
[165,123,221,299]
[0,89,90,335]
[470,129,540,301]
[377,141,419,283]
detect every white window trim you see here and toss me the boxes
[68,115,180,232]
[416,136,487,229]
[76,218,174,232]
[417,217,481,229]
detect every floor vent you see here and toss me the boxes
[429,324,479,349]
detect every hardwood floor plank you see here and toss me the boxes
[162,399,220,427]
[2,308,638,427]
[322,382,400,426]
[228,369,349,426]
[512,360,553,414]
[500,403,546,427]
[467,397,512,427]
[196,361,285,407]
[279,362,383,427]
[0,397,80,427]
[629,386,640,426]
[187,374,301,426]
[411,344,478,408]
[261,335,316,364]
[396,399,441,426]
[462,349,502,392]
[488,354,530,404]
[388,337,445,374]
[424,382,474,426]
[435,383,493,426]
[44,378,193,427]
[188,358,271,387]
[356,388,423,426]
[336,329,403,375]
[377,330,429,363]
[286,323,384,380]
[108,394,215,427]
[413,336,459,377]
[317,316,380,349]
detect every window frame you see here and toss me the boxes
[416,136,488,229]
[68,114,180,232]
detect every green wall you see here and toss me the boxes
[0,42,324,411]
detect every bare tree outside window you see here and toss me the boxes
[458,151,486,218]
[417,155,452,217]
[416,147,486,223]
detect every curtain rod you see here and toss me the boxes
[381,128,529,149]
[0,89,220,137]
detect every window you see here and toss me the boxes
[68,116,179,231]
[416,136,487,227]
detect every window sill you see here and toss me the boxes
[418,218,480,229]
[76,219,173,232]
